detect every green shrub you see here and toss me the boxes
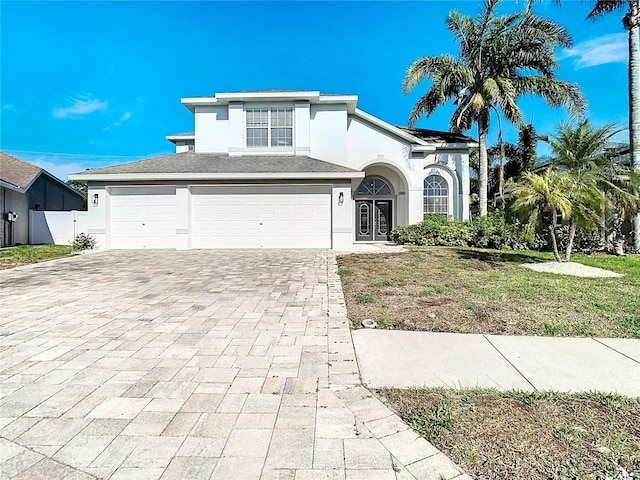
[73,233,97,251]
[470,210,545,250]
[391,210,544,250]
[437,223,472,247]
[390,224,427,245]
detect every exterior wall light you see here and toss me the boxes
[338,192,344,205]
[93,194,99,207]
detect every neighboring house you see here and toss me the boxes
[69,90,476,250]
[1,152,85,247]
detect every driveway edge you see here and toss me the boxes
[326,253,470,480]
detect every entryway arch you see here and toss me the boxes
[355,175,394,242]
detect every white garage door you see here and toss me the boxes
[190,186,331,249]
[109,186,177,249]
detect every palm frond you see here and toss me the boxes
[515,76,587,118]
[587,0,627,20]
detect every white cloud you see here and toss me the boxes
[53,96,108,119]
[102,112,132,131]
[559,33,628,69]
[2,104,16,110]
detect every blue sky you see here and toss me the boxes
[0,0,630,181]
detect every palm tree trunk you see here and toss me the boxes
[549,207,561,262]
[478,114,489,217]
[565,219,577,262]
[499,133,506,206]
[628,18,640,250]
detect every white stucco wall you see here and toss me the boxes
[295,102,311,156]
[346,117,412,176]
[195,105,228,153]
[331,183,353,249]
[87,185,108,249]
[309,105,348,164]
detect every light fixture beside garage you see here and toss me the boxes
[92,194,99,207]
[338,192,344,205]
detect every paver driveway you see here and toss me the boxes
[0,250,466,480]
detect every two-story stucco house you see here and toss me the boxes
[69,90,476,250]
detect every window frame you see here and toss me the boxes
[245,106,294,149]
[423,174,449,217]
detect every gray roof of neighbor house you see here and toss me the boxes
[0,152,43,189]
[72,152,360,175]
[396,127,476,145]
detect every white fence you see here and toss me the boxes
[29,210,88,245]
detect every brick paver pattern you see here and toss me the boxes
[0,250,467,480]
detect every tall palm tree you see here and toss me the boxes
[530,0,640,249]
[510,168,573,261]
[590,0,640,250]
[402,0,586,216]
[547,119,640,258]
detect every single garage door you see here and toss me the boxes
[109,186,177,249]
[190,186,331,249]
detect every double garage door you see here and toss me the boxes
[109,185,331,249]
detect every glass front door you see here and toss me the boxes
[356,200,392,241]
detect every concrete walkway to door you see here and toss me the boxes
[0,250,468,480]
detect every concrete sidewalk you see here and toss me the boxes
[352,330,640,397]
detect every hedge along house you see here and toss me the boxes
[69,91,476,250]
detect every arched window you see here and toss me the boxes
[356,177,392,196]
[423,175,448,216]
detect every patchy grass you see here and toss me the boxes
[0,244,75,269]
[379,387,640,480]
[337,247,640,338]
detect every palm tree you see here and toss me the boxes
[402,0,586,216]
[530,0,640,249]
[590,0,640,251]
[489,122,541,201]
[510,168,572,261]
[546,119,640,259]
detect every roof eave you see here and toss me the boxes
[181,92,359,113]
[352,109,428,145]
[68,171,366,182]
[166,135,196,143]
[0,179,25,193]
[413,142,478,151]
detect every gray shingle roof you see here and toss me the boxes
[76,152,359,175]
[396,127,476,144]
[0,152,43,188]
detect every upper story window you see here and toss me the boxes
[246,107,293,148]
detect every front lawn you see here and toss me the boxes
[337,247,640,338]
[380,387,640,480]
[0,244,76,269]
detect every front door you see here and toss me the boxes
[356,200,392,241]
